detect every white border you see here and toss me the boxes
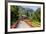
[8,2,43,32]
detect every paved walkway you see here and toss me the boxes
[17,20,31,28]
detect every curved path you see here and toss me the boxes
[17,20,31,28]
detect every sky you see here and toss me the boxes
[22,6,41,11]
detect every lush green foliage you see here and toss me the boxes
[11,5,19,23]
[31,8,41,22]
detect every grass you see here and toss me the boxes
[32,20,41,27]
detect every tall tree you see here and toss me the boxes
[34,8,41,22]
[11,5,19,23]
